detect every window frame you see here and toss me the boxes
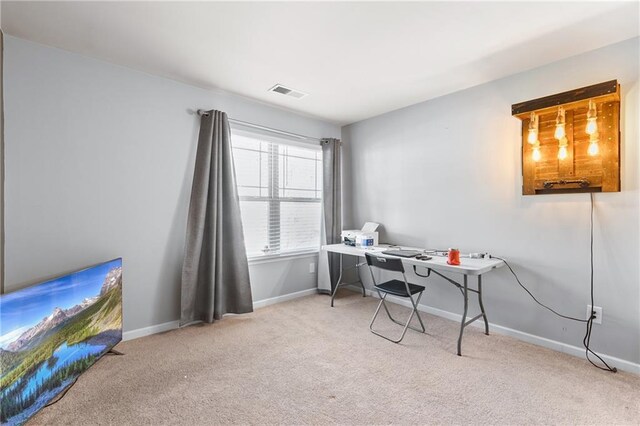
[231,126,323,261]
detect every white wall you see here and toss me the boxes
[342,37,639,364]
[3,36,338,332]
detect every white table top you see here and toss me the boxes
[322,244,504,276]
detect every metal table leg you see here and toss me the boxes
[457,275,468,356]
[478,275,489,335]
[330,253,343,307]
[356,261,366,297]
[331,254,368,307]
[417,267,490,356]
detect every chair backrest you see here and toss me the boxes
[365,253,405,273]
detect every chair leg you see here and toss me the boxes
[409,292,426,332]
[379,290,395,320]
[370,292,425,343]
[379,291,426,333]
[369,294,387,334]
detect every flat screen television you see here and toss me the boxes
[0,258,122,426]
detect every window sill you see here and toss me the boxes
[247,249,320,265]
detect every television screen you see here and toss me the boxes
[0,258,122,426]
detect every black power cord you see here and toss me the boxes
[584,193,617,372]
[492,193,616,372]
[44,349,125,408]
[492,256,588,323]
[44,377,79,408]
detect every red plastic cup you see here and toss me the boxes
[447,248,461,265]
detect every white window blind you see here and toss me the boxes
[231,129,322,258]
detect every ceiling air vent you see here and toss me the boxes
[268,84,308,99]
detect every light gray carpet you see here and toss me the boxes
[32,290,640,425]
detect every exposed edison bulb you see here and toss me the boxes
[557,136,569,160]
[588,133,599,156]
[554,107,566,140]
[532,146,542,162]
[527,112,538,144]
[557,145,568,160]
[586,99,598,136]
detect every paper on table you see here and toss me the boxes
[361,222,379,233]
[368,247,386,252]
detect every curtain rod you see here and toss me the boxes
[197,109,321,143]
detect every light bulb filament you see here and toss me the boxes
[557,136,568,160]
[558,145,568,160]
[532,146,541,162]
[588,133,599,156]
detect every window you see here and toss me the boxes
[232,129,322,258]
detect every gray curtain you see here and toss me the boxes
[180,110,253,325]
[318,138,341,294]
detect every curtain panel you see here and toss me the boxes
[318,138,341,293]
[180,110,253,325]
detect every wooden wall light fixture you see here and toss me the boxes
[512,80,620,195]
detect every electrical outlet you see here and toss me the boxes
[309,262,315,274]
[587,305,603,324]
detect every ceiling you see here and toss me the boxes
[2,1,638,125]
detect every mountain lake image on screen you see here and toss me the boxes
[0,258,123,425]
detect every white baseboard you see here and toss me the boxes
[348,285,640,375]
[122,288,318,342]
[123,320,180,341]
[252,287,318,309]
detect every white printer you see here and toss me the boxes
[341,222,380,247]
